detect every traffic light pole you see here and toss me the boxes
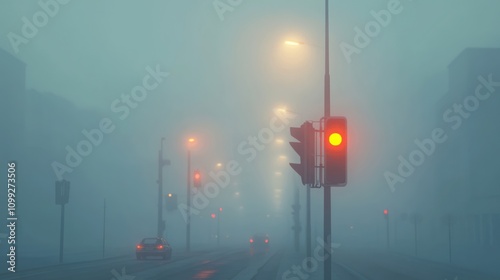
[386,214,390,249]
[157,138,165,238]
[217,211,220,247]
[102,198,106,259]
[323,0,332,279]
[306,184,311,269]
[59,203,65,263]
[186,150,191,252]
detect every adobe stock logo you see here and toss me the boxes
[213,0,244,21]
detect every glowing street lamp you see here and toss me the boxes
[284,40,304,46]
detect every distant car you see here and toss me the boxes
[136,237,172,260]
[249,234,270,254]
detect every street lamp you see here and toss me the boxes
[284,40,304,46]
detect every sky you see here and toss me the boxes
[1,0,500,261]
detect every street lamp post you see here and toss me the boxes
[217,207,222,247]
[187,149,191,252]
[186,138,195,252]
[157,137,170,238]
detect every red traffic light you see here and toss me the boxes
[219,207,223,212]
[193,170,201,188]
[324,117,347,186]
[211,213,216,219]
[383,209,389,215]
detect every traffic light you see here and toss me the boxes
[165,193,178,211]
[289,121,315,185]
[324,117,347,186]
[383,209,389,215]
[193,170,201,188]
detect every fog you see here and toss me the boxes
[1,0,499,277]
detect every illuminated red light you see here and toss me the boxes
[383,209,389,215]
[157,245,164,250]
[211,213,216,219]
[136,245,143,250]
[265,239,269,244]
[249,239,254,243]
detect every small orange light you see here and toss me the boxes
[157,245,163,250]
[168,193,172,197]
[188,138,195,143]
[136,245,143,250]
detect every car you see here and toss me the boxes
[249,233,270,255]
[136,237,172,260]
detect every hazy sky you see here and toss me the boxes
[1,0,500,253]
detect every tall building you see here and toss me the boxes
[435,48,500,250]
[0,48,26,161]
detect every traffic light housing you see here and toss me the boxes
[324,117,347,186]
[193,170,201,188]
[289,121,315,185]
[165,193,178,211]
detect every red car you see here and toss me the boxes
[136,237,172,260]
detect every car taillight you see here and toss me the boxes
[136,245,143,250]
[249,239,254,243]
[157,245,164,250]
[265,239,269,243]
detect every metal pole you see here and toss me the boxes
[448,218,452,263]
[324,0,332,279]
[414,217,418,256]
[386,215,390,249]
[394,220,398,247]
[157,139,164,238]
[187,150,191,252]
[306,184,311,269]
[102,198,106,259]
[59,203,65,263]
[217,212,220,247]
